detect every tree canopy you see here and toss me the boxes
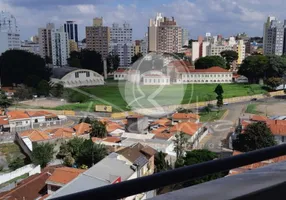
[214,84,224,108]
[90,120,107,138]
[107,52,120,72]
[194,56,227,69]
[131,53,143,64]
[232,122,277,152]
[238,55,286,83]
[265,77,283,90]
[31,143,55,167]
[0,90,12,108]
[0,50,51,86]
[220,50,238,69]
[154,152,171,173]
[36,80,50,96]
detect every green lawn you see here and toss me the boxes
[200,110,227,122]
[245,104,262,114]
[53,84,267,112]
[0,143,27,164]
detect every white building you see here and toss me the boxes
[174,66,232,84]
[0,11,20,55]
[114,68,129,81]
[51,26,70,66]
[109,23,133,66]
[50,67,104,88]
[192,41,209,62]
[181,28,189,47]
[140,32,148,56]
[21,40,40,55]
[142,70,170,85]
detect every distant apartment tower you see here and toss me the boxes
[192,36,209,62]
[157,16,182,53]
[21,40,40,55]
[0,11,21,55]
[86,18,109,59]
[64,21,78,43]
[148,13,164,52]
[235,40,246,65]
[51,26,70,66]
[109,22,133,66]
[263,17,285,56]
[30,35,39,43]
[182,28,189,47]
[93,17,103,27]
[39,23,54,59]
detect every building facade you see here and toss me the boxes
[263,17,285,56]
[157,17,182,53]
[148,13,164,52]
[109,22,133,66]
[181,28,189,47]
[0,11,21,55]
[20,40,40,55]
[51,26,70,66]
[64,21,78,43]
[39,23,54,59]
[86,18,110,59]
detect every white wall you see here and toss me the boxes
[0,32,10,55]
[114,73,127,80]
[192,42,200,62]
[179,72,233,84]
[0,164,41,185]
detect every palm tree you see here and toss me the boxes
[90,120,107,138]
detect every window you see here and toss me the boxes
[75,72,79,78]
[86,71,90,77]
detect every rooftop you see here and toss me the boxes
[172,113,200,120]
[170,122,202,136]
[46,167,85,186]
[73,122,91,135]
[7,111,30,120]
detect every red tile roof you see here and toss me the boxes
[106,122,123,133]
[251,115,268,122]
[73,122,91,135]
[20,129,50,141]
[115,68,128,73]
[229,151,286,175]
[46,167,85,185]
[192,66,230,73]
[152,118,172,126]
[0,116,9,125]
[7,111,30,120]
[151,127,174,140]
[92,137,121,143]
[27,111,58,118]
[170,122,202,136]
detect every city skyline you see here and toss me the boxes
[0,0,277,40]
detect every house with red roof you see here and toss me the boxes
[114,68,130,80]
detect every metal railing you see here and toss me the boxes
[52,144,286,200]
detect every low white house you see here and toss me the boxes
[50,67,104,88]
[176,66,233,84]
[142,70,170,85]
[114,68,129,81]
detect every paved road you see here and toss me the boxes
[200,104,245,152]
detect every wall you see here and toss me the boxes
[15,132,32,157]
[0,164,40,185]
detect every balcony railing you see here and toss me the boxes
[51,143,286,200]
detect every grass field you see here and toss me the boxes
[54,84,267,112]
[200,110,227,122]
[245,104,262,114]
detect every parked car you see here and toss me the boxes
[251,98,257,101]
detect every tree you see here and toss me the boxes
[80,50,103,74]
[220,50,238,69]
[50,83,64,98]
[57,142,71,159]
[8,157,25,170]
[90,120,107,138]
[67,51,81,68]
[79,117,92,124]
[173,132,188,161]
[238,55,268,83]
[175,150,225,186]
[214,84,224,108]
[24,75,41,88]
[13,85,34,100]
[31,143,54,167]
[265,77,283,89]
[76,139,108,167]
[45,56,52,64]
[233,122,277,152]
[36,80,50,96]
[63,155,75,167]
[154,152,171,173]
[131,53,143,64]
[66,137,85,159]
[0,50,51,86]
[195,56,227,69]
[107,52,120,72]
[0,90,12,108]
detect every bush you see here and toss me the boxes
[63,156,75,167]
[68,91,89,103]
[8,157,25,170]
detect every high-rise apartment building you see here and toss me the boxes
[192,36,209,62]
[93,17,103,27]
[38,23,54,59]
[30,35,39,43]
[0,11,21,55]
[64,21,78,43]
[109,22,133,66]
[263,18,284,56]
[148,13,164,52]
[182,28,189,47]
[51,26,70,66]
[21,40,40,55]
[157,17,182,53]
[86,18,109,59]
[236,40,246,65]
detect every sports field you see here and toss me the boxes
[53,83,267,112]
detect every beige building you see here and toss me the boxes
[148,13,182,53]
[86,18,110,59]
[38,23,54,59]
[69,40,78,52]
[93,17,103,27]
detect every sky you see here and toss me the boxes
[1,0,285,40]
